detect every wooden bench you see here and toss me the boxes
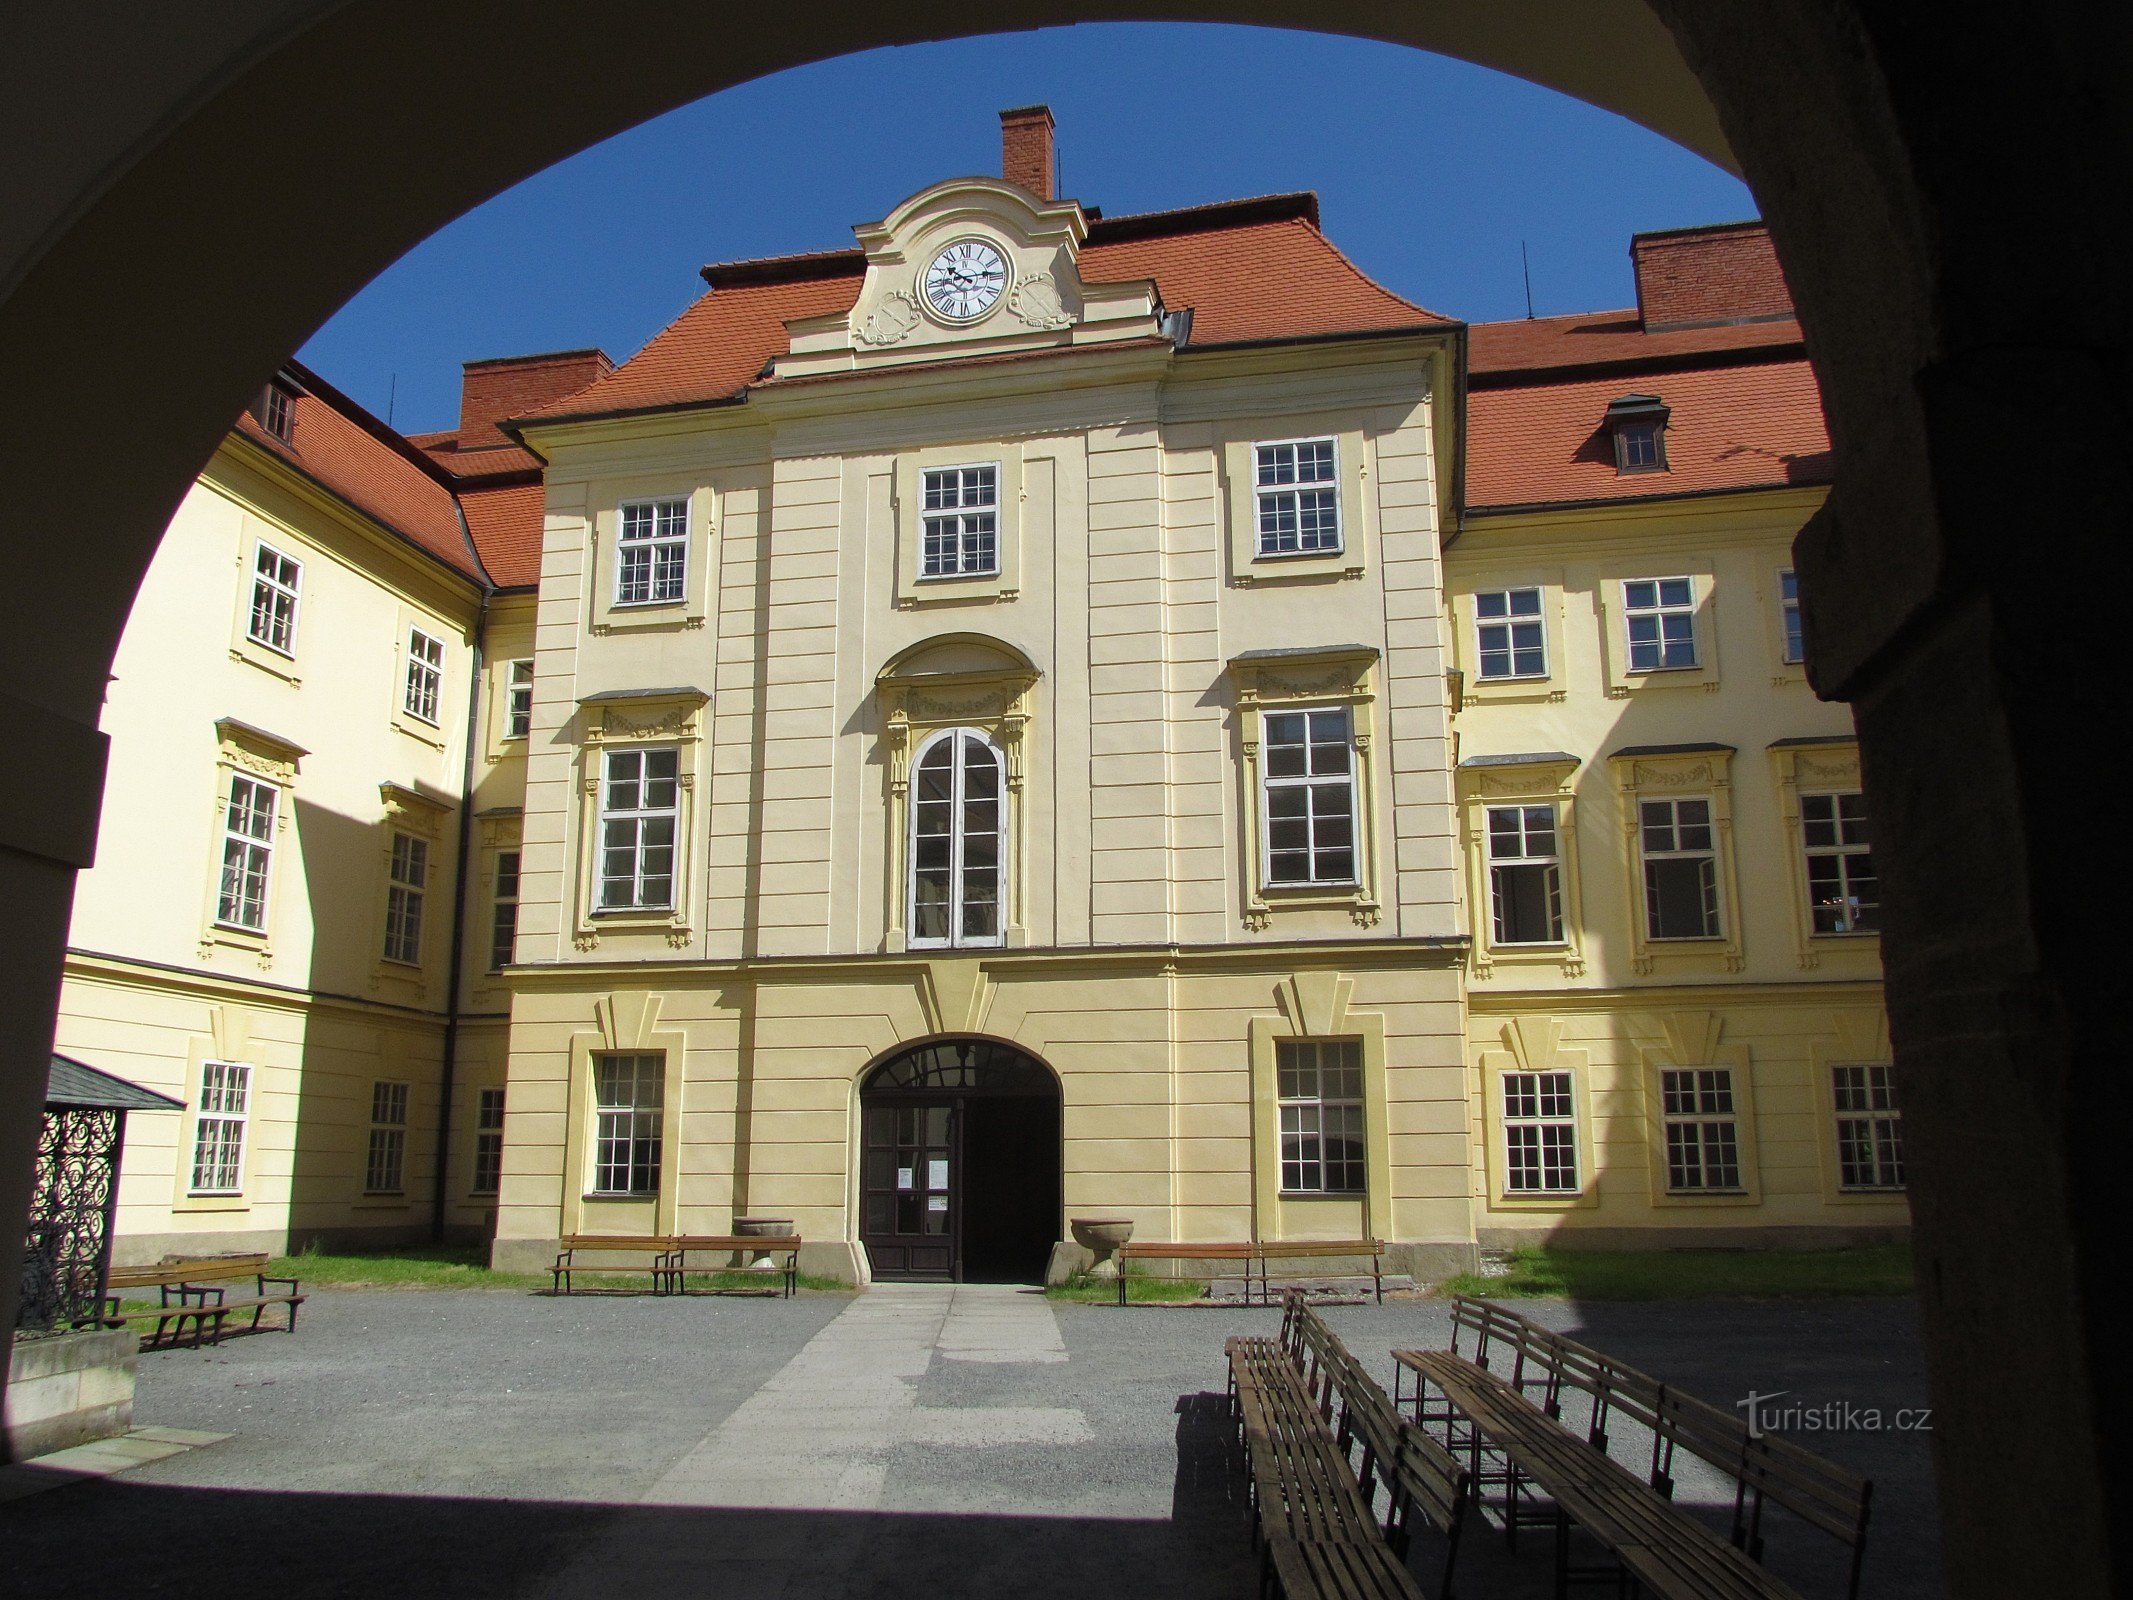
[663,1233,803,1299]
[1394,1295,1873,1600]
[101,1253,304,1347]
[1225,1290,1469,1599]
[553,1233,804,1297]
[552,1234,672,1295]
[1115,1239,1384,1306]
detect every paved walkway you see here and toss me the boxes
[640,1286,1084,1513]
[1,1287,1943,1600]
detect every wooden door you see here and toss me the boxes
[860,1100,957,1280]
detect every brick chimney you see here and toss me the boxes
[1000,105,1056,200]
[1631,221,1795,332]
[455,348,612,448]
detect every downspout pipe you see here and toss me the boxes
[432,567,491,1242]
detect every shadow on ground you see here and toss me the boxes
[4,1391,1259,1600]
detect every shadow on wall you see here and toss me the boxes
[278,796,452,1252]
[4,1408,1260,1599]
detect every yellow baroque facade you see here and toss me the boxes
[56,362,544,1262]
[66,113,1899,1281]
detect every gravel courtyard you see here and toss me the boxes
[3,1286,1941,1599]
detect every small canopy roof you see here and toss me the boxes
[46,1052,185,1112]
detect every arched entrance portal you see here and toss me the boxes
[859,1038,1061,1284]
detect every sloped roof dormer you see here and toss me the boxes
[770,177,1167,381]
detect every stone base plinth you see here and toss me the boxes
[5,1328,138,1463]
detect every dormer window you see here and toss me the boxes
[262,382,297,443]
[1606,394,1670,475]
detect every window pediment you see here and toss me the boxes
[577,686,708,747]
[214,717,306,781]
[1227,645,1379,708]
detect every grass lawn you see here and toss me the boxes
[1046,1273,1210,1304]
[252,1242,848,1294]
[1437,1243,1915,1301]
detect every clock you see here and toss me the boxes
[921,238,1010,323]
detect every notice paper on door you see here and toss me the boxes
[897,1167,913,1191]
[928,1158,949,1190]
[927,1194,948,1212]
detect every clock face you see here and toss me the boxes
[922,239,1009,323]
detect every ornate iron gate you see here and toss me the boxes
[17,1104,125,1333]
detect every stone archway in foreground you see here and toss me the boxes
[1,5,2124,1593]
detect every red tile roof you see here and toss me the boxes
[459,478,546,589]
[520,195,1448,425]
[234,367,485,583]
[416,438,546,478]
[1465,356,1831,511]
[1469,309,1805,379]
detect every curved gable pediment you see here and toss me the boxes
[771,177,1165,380]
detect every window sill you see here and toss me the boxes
[916,570,1002,584]
[1254,545,1346,563]
[583,1191,660,1202]
[1277,1190,1367,1200]
[229,640,303,687]
[608,599,687,612]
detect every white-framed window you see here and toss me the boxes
[615,497,689,605]
[909,729,1005,948]
[505,660,534,740]
[383,832,427,965]
[489,848,521,971]
[1475,588,1546,679]
[1623,577,1698,672]
[592,1052,664,1195]
[246,544,301,657]
[1254,438,1341,557]
[1639,797,1721,939]
[1661,1068,1743,1192]
[1486,804,1564,945]
[597,747,679,912]
[471,1086,506,1196]
[403,627,444,725]
[216,772,277,932]
[188,1061,250,1195]
[1262,706,1357,886]
[366,1080,409,1194]
[1276,1039,1366,1193]
[1503,1069,1578,1193]
[919,465,1000,578]
[1833,1065,1904,1190]
[1803,791,1878,934]
[1779,570,1805,664]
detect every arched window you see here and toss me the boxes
[910,729,1005,948]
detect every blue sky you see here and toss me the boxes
[298,24,1753,436]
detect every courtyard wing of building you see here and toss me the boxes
[54,111,1896,1284]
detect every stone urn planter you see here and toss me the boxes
[1070,1217,1135,1280]
[733,1216,796,1271]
